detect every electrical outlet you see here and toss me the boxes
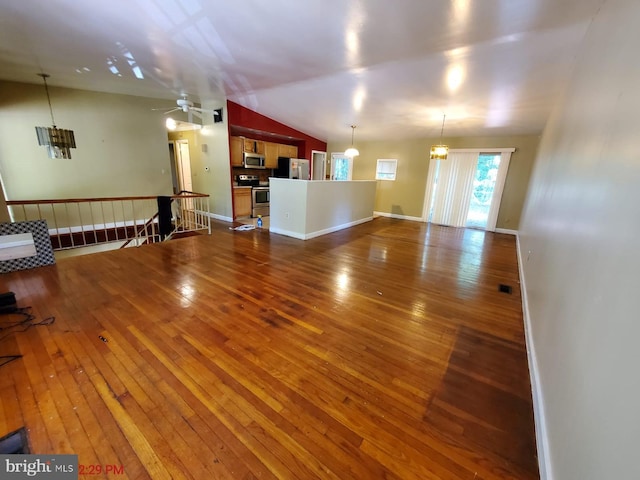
[285,212,290,219]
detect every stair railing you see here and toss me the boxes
[6,192,211,251]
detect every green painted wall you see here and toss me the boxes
[327,134,539,230]
[0,80,177,200]
[167,115,233,220]
[0,79,535,229]
[0,80,232,219]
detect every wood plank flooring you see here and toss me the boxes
[0,218,538,479]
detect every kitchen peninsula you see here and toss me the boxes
[269,178,377,240]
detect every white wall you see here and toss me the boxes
[198,99,233,221]
[518,1,640,478]
[270,179,376,239]
[269,178,308,236]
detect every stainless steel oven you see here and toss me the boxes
[251,187,269,217]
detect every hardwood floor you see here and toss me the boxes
[0,218,538,479]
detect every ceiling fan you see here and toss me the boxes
[155,94,223,123]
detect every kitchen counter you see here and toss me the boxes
[268,178,377,240]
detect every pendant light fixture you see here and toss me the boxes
[430,114,448,160]
[344,125,359,157]
[35,73,76,159]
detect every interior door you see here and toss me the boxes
[176,140,193,193]
[311,150,327,180]
[173,140,194,227]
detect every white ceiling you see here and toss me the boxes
[0,0,604,142]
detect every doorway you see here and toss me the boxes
[311,150,327,180]
[175,140,193,193]
[168,139,194,228]
[330,153,353,181]
[168,140,193,194]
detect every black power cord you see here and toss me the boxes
[0,307,55,342]
[0,355,22,367]
[0,307,56,367]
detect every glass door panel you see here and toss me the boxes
[466,154,501,229]
[330,153,353,181]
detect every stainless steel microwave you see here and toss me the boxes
[244,152,266,169]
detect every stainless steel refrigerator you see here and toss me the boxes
[275,157,310,180]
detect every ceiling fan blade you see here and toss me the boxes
[151,106,180,114]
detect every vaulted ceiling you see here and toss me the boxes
[0,0,603,141]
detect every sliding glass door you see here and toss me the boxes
[424,149,513,231]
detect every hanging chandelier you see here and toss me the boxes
[344,125,360,157]
[430,114,448,160]
[35,73,76,159]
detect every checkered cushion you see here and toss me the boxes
[0,220,55,273]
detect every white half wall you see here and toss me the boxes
[269,179,376,239]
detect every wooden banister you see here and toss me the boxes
[6,192,211,251]
[6,192,208,206]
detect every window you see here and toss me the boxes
[376,159,398,180]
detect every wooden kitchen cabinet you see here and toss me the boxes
[230,136,243,166]
[264,141,279,168]
[231,135,297,169]
[233,187,252,218]
[278,144,298,158]
[243,138,265,154]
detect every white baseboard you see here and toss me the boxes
[516,234,552,480]
[271,216,374,240]
[372,214,521,235]
[304,216,373,239]
[373,211,424,222]
[268,227,305,240]
[496,228,518,235]
[203,211,233,223]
